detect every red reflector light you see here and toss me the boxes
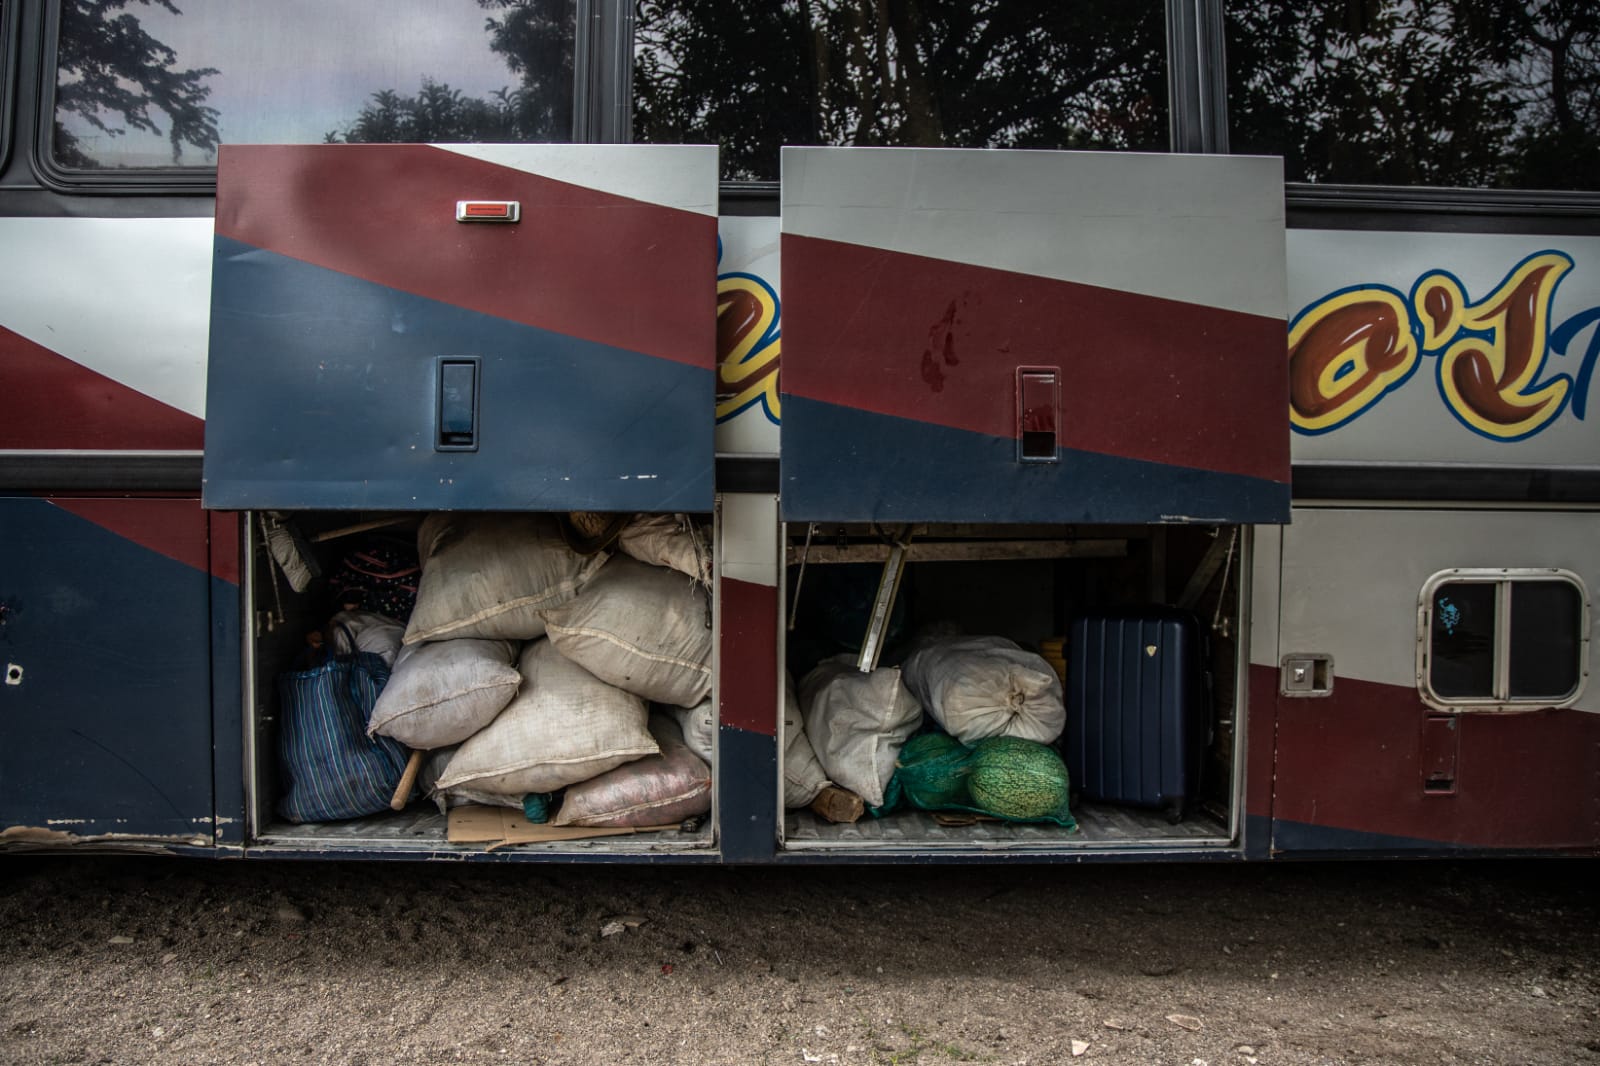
[455,200,520,223]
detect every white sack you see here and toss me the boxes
[436,640,657,797]
[541,555,713,707]
[669,698,716,765]
[552,714,712,828]
[403,513,605,645]
[783,672,831,809]
[328,610,406,667]
[419,746,523,814]
[367,638,521,750]
[617,513,713,585]
[799,656,922,809]
[901,636,1066,744]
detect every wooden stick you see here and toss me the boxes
[311,516,415,544]
[390,749,425,811]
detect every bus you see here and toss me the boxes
[1,0,1595,862]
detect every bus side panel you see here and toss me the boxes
[0,497,214,844]
[0,217,212,451]
[1272,507,1600,854]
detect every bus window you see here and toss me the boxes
[634,0,1169,181]
[1226,0,1600,191]
[49,0,577,172]
[1420,569,1589,711]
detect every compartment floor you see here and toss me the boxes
[784,801,1229,849]
[254,801,1227,854]
[256,806,715,853]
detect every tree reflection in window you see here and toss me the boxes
[54,0,221,168]
[1227,1,1600,191]
[634,1,1169,181]
[51,0,576,170]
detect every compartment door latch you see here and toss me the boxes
[436,357,480,452]
[1280,653,1334,697]
[1420,714,1459,795]
[1017,367,1059,463]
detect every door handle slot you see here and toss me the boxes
[436,357,480,452]
[1017,367,1059,463]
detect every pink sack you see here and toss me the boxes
[551,714,712,828]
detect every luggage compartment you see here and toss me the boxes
[780,522,1245,854]
[241,509,718,857]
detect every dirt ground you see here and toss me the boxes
[0,855,1595,1066]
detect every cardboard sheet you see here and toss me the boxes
[446,805,678,849]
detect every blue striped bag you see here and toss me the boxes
[276,635,410,823]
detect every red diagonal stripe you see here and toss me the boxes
[0,325,202,450]
[215,145,715,369]
[782,234,1289,484]
[50,498,210,576]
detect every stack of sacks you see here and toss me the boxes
[370,511,714,826]
[365,512,604,808]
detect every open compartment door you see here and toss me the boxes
[779,147,1290,524]
[203,144,718,512]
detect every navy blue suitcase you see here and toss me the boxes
[1063,609,1207,822]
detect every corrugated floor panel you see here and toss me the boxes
[784,803,1228,850]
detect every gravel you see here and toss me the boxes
[1,855,1595,1065]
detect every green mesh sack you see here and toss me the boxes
[872,732,1075,830]
[966,736,1075,827]
[891,732,973,810]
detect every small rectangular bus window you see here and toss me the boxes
[49,0,577,172]
[1225,1,1600,191]
[634,1,1170,180]
[1422,571,1588,710]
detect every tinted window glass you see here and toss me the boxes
[1509,580,1583,699]
[52,0,575,170]
[635,0,1169,180]
[1,1,10,163]
[1227,1,1600,190]
[1429,582,1496,698]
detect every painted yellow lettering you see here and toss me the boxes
[1437,253,1571,439]
[715,275,781,422]
[1289,288,1418,432]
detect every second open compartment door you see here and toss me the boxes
[779,147,1291,525]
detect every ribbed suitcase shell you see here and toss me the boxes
[1064,610,1205,820]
